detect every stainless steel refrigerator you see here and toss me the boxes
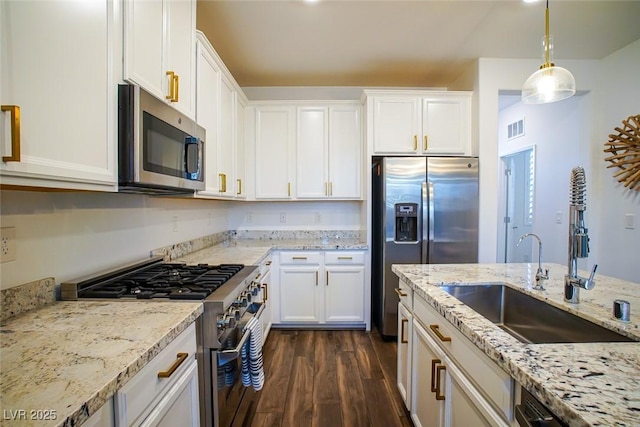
[371,156,479,337]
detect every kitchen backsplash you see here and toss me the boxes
[152,229,363,261]
[1,277,55,322]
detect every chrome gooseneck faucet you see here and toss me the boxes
[517,233,549,290]
[564,167,597,303]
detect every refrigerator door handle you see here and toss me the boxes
[422,181,433,263]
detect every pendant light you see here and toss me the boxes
[521,0,575,104]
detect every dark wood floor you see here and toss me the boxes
[232,328,414,427]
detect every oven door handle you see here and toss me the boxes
[218,303,265,366]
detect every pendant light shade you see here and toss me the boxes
[521,0,575,104]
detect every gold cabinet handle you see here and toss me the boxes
[262,283,268,301]
[266,261,272,266]
[292,256,307,260]
[329,181,333,196]
[413,135,418,151]
[435,365,446,400]
[315,271,318,286]
[326,271,329,286]
[400,318,408,344]
[219,173,227,192]
[325,182,328,196]
[287,182,291,197]
[158,352,188,378]
[236,178,242,195]
[1,105,21,162]
[424,135,428,151]
[430,324,452,342]
[394,288,407,297]
[173,73,179,102]
[430,358,441,392]
[166,71,176,101]
[337,256,352,260]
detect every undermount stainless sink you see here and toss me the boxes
[438,284,635,344]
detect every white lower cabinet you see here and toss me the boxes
[397,302,412,410]
[274,251,366,326]
[410,291,513,427]
[115,323,200,427]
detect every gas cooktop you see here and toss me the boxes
[60,257,247,301]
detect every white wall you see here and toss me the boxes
[480,38,640,282]
[228,201,363,231]
[593,39,640,282]
[0,191,231,289]
[497,94,592,266]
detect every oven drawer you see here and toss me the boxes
[115,322,197,426]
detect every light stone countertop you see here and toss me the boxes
[173,238,368,266]
[392,262,640,427]
[0,301,203,427]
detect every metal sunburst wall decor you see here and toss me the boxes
[603,114,640,191]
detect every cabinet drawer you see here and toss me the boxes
[324,251,365,265]
[413,295,513,420]
[115,322,197,426]
[279,251,322,265]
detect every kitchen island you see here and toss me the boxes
[0,301,203,426]
[392,262,639,427]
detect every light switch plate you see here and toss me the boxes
[624,214,635,229]
[1,227,16,263]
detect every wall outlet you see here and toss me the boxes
[624,213,635,229]
[314,212,322,223]
[1,227,16,263]
[246,212,254,223]
[172,216,178,232]
[555,211,563,224]
[279,212,287,224]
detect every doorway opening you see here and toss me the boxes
[498,147,536,263]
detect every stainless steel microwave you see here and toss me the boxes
[117,84,205,194]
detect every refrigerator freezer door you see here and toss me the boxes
[380,157,426,336]
[424,157,479,264]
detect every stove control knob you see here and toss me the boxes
[217,314,227,330]
[250,282,260,296]
[243,291,252,303]
[228,307,241,321]
[225,315,237,330]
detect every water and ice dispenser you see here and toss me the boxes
[395,203,418,242]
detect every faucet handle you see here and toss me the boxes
[583,264,598,290]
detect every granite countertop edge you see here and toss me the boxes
[392,263,640,427]
[0,302,203,427]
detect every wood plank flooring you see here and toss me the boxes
[231,329,414,427]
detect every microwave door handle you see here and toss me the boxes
[184,137,199,176]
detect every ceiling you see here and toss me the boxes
[196,0,640,90]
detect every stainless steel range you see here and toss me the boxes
[60,256,266,427]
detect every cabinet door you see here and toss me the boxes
[296,106,328,198]
[218,75,235,196]
[83,399,114,427]
[123,0,164,99]
[328,105,361,198]
[0,0,116,190]
[421,96,470,155]
[255,106,295,199]
[165,0,195,118]
[324,265,365,322]
[195,40,221,195]
[373,97,421,154]
[412,321,445,427]
[139,359,200,427]
[279,266,322,322]
[235,99,246,198]
[397,303,412,411]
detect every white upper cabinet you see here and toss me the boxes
[369,91,472,156]
[124,0,196,119]
[254,106,295,199]
[296,104,362,199]
[0,0,117,191]
[195,37,221,195]
[194,31,248,199]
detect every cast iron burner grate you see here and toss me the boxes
[78,263,245,300]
